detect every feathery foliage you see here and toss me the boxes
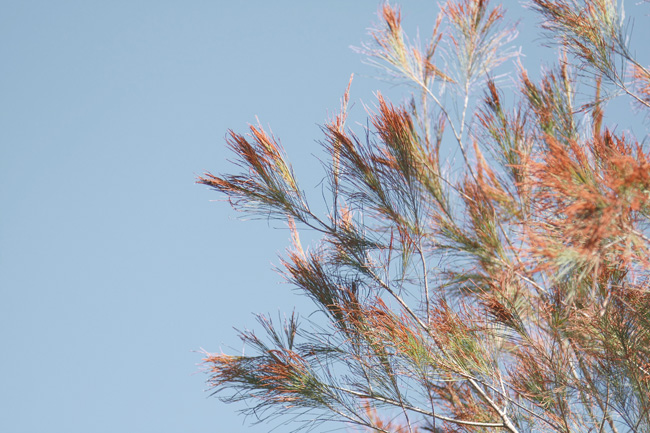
[199,1,650,431]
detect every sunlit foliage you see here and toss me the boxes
[198,1,650,431]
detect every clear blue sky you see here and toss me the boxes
[1,1,648,433]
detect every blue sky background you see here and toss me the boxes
[2,1,649,433]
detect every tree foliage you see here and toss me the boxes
[198,1,650,432]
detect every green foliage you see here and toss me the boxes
[198,1,650,431]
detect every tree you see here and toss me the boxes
[198,1,650,432]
